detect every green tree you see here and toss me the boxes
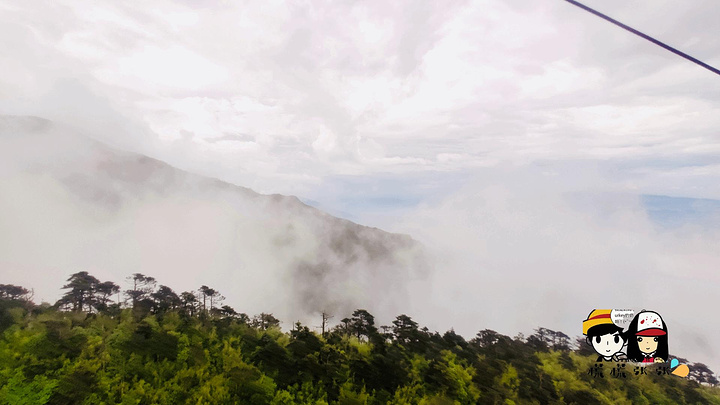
[151,285,181,313]
[349,309,377,341]
[689,362,719,386]
[252,313,281,330]
[0,284,32,302]
[392,314,420,345]
[180,291,198,316]
[56,271,100,312]
[198,285,214,313]
[125,273,156,307]
[94,281,120,312]
[0,370,58,405]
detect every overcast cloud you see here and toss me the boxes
[2,0,720,371]
[2,0,719,201]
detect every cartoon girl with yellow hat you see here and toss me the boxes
[625,310,668,363]
[583,309,628,362]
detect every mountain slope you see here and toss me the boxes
[0,115,428,323]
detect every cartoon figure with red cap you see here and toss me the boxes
[583,309,628,362]
[625,310,668,364]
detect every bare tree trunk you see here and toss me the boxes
[321,311,333,336]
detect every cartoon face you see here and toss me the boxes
[591,331,624,357]
[637,336,659,354]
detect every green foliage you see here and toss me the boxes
[0,370,57,405]
[1,277,719,404]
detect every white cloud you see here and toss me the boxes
[96,45,228,92]
[390,166,720,373]
[3,0,720,199]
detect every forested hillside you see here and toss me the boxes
[1,274,718,404]
[1,115,427,324]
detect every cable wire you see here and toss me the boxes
[565,0,720,77]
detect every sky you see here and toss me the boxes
[2,0,720,213]
[2,0,720,371]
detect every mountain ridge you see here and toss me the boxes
[0,115,427,323]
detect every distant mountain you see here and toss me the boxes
[564,190,720,230]
[0,115,428,323]
[641,194,720,229]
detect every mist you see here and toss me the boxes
[0,116,427,331]
[387,166,720,371]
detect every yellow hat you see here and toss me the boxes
[583,309,613,335]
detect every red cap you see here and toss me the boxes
[636,328,666,336]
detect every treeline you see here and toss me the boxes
[0,275,719,404]
[45,272,280,329]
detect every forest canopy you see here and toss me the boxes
[0,273,718,404]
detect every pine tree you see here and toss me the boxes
[56,271,100,312]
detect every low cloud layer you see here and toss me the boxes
[1,117,719,373]
[389,167,720,371]
[0,118,427,329]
